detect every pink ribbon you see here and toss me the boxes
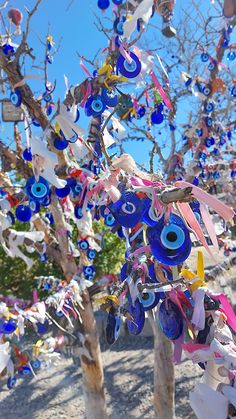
[119,44,133,64]
[150,71,173,111]
[210,293,236,333]
[80,59,93,78]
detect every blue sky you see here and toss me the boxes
[1,0,235,168]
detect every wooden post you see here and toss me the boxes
[148,311,175,419]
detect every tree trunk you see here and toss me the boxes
[79,290,107,419]
[148,312,175,419]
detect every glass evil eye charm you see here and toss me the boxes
[204,101,214,113]
[113,16,126,35]
[26,176,50,203]
[147,214,191,266]
[97,0,110,9]
[227,51,236,61]
[30,359,41,369]
[231,86,236,98]
[202,85,212,96]
[54,136,68,150]
[101,88,118,107]
[29,200,40,214]
[205,137,215,148]
[106,307,121,345]
[126,298,145,335]
[112,0,124,4]
[151,109,164,125]
[15,205,32,222]
[137,107,146,119]
[116,52,142,79]
[205,116,213,127]
[85,95,106,117]
[109,192,144,228]
[139,290,160,311]
[74,205,83,219]
[7,376,17,390]
[208,61,216,71]
[200,52,209,62]
[87,249,97,260]
[55,184,71,198]
[36,319,49,334]
[159,299,183,340]
[0,319,17,334]
[83,265,95,279]
[10,89,22,107]
[78,239,89,250]
[23,148,32,161]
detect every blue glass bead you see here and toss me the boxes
[97,0,110,9]
[55,185,71,198]
[23,148,32,161]
[15,205,32,222]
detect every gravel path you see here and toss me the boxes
[0,337,202,419]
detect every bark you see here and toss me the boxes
[148,311,175,419]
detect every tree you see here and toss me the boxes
[0,1,235,419]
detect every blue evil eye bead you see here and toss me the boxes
[7,376,17,390]
[29,200,40,214]
[109,192,144,228]
[112,0,123,4]
[74,107,80,123]
[204,101,214,113]
[113,16,126,35]
[151,110,164,125]
[55,185,71,198]
[45,212,54,224]
[137,107,146,119]
[231,170,236,178]
[16,205,32,222]
[192,177,199,186]
[40,196,51,207]
[83,265,95,277]
[231,86,236,97]
[26,176,50,202]
[20,366,31,376]
[85,95,106,117]
[213,147,220,156]
[47,105,53,116]
[23,148,32,161]
[42,92,52,103]
[104,213,117,227]
[159,299,183,340]
[74,205,83,219]
[117,52,142,79]
[101,88,118,107]
[87,249,97,260]
[30,359,41,369]
[147,214,191,266]
[205,116,213,127]
[139,290,160,311]
[106,308,121,345]
[55,309,64,318]
[78,240,89,250]
[36,320,49,334]
[205,137,215,148]
[71,183,82,198]
[200,52,209,62]
[32,118,40,127]
[213,171,220,180]
[97,0,110,9]
[10,89,22,107]
[6,211,15,225]
[1,319,17,334]
[208,61,216,71]
[46,53,53,64]
[202,85,212,96]
[126,299,145,335]
[227,51,236,61]
[2,44,15,56]
[54,136,68,150]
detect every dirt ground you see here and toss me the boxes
[0,247,235,419]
